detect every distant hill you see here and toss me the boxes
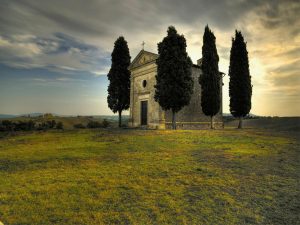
[223,113,259,118]
[0,114,17,119]
[20,113,44,117]
[0,113,45,118]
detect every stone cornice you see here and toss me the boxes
[131,66,157,78]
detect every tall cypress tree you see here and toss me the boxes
[107,36,131,127]
[154,26,193,130]
[229,30,252,128]
[199,25,221,129]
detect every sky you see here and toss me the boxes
[0,0,299,116]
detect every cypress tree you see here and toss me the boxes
[199,25,221,129]
[229,30,252,128]
[107,36,131,127]
[154,26,193,130]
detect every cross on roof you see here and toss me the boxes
[142,41,145,50]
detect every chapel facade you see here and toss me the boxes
[128,50,223,129]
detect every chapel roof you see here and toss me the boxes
[128,50,158,70]
[129,49,202,70]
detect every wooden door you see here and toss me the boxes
[141,101,148,125]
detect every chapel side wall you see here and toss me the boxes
[130,62,163,129]
[129,72,134,127]
[165,66,223,129]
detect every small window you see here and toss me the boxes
[142,80,147,88]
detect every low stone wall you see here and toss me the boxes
[165,122,224,130]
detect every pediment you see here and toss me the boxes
[129,50,158,70]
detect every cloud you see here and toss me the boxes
[0,35,41,58]
[0,0,299,115]
[266,60,300,88]
[259,1,300,30]
[0,32,111,74]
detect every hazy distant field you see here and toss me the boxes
[0,127,299,224]
[0,115,129,129]
[225,117,300,132]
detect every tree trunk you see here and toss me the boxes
[238,117,243,129]
[118,111,122,128]
[210,116,214,129]
[172,110,176,130]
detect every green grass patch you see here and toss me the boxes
[0,129,299,224]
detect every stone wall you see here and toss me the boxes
[165,122,224,129]
[165,66,223,129]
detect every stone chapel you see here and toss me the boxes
[128,50,223,129]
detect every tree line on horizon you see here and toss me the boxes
[0,120,64,132]
[107,26,252,129]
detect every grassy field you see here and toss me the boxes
[0,128,299,224]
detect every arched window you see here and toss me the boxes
[142,80,147,88]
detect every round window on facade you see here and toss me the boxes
[142,80,147,88]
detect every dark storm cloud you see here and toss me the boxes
[0,0,299,78]
[15,1,112,37]
[256,0,300,41]
[1,0,298,45]
[1,0,297,39]
[259,0,300,28]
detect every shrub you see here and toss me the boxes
[14,120,35,131]
[102,119,110,128]
[56,122,64,129]
[0,124,5,132]
[47,120,56,129]
[36,122,49,131]
[43,113,54,118]
[87,121,102,129]
[74,123,85,129]
[0,120,36,132]
[0,120,65,132]
[27,120,36,130]
[1,120,15,131]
